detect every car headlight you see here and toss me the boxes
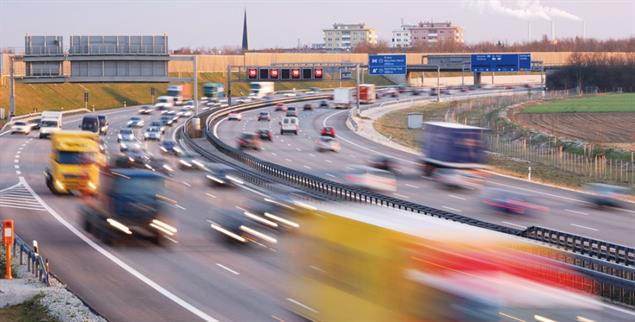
[121,143,127,149]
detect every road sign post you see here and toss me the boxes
[150,87,156,103]
[470,53,531,72]
[83,91,89,109]
[3,219,14,280]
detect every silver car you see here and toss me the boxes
[144,126,162,141]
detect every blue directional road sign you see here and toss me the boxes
[470,53,532,72]
[369,54,407,75]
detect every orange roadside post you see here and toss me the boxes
[2,219,14,280]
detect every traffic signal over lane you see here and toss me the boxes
[245,67,324,81]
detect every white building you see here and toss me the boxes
[323,23,377,51]
[391,25,415,48]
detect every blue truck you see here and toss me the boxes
[421,122,488,177]
[80,168,176,246]
[203,82,225,98]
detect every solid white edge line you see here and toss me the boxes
[216,263,240,276]
[18,177,218,322]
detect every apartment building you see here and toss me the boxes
[323,23,377,51]
[391,22,464,48]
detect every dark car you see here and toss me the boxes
[482,188,548,215]
[320,126,336,137]
[206,164,242,187]
[124,147,152,166]
[256,129,273,141]
[286,106,298,117]
[411,88,424,96]
[237,133,262,150]
[80,116,100,133]
[160,140,182,155]
[583,183,630,208]
[29,118,41,130]
[319,100,329,108]
[368,155,398,173]
[177,153,206,170]
[98,115,108,134]
[146,156,175,176]
[160,115,174,127]
[257,112,272,121]
[303,103,313,111]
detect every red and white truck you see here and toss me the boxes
[358,84,376,104]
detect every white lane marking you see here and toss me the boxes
[18,177,219,322]
[565,209,588,216]
[309,153,315,157]
[181,181,192,187]
[442,205,462,212]
[205,193,217,199]
[502,221,527,229]
[303,165,312,170]
[174,204,187,210]
[285,158,292,162]
[271,152,277,156]
[287,143,291,147]
[405,184,419,189]
[287,298,317,314]
[393,193,409,199]
[14,165,19,169]
[448,194,466,201]
[326,173,336,178]
[325,159,332,163]
[571,223,598,232]
[295,148,302,152]
[15,171,21,175]
[14,159,19,163]
[216,263,240,276]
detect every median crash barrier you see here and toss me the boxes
[181,94,635,307]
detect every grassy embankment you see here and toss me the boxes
[374,95,634,188]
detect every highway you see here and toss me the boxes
[0,106,301,321]
[0,93,634,321]
[214,93,635,246]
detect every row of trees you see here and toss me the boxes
[353,36,635,54]
[547,53,635,92]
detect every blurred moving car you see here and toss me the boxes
[280,116,300,135]
[205,164,242,187]
[139,105,153,114]
[11,121,35,135]
[320,126,336,137]
[228,112,242,121]
[123,146,152,165]
[119,137,143,152]
[256,129,273,141]
[29,118,41,130]
[177,108,193,118]
[160,140,182,155]
[257,111,272,121]
[286,106,299,117]
[368,155,398,173]
[315,136,341,153]
[319,100,330,108]
[274,102,287,112]
[149,121,166,134]
[117,128,135,142]
[159,115,175,127]
[481,188,548,215]
[127,116,144,128]
[209,208,277,245]
[145,156,174,176]
[303,103,314,111]
[434,169,484,190]
[237,133,262,150]
[344,165,397,192]
[583,183,630,208]
[98,115,109,135]
[144,126,162,141]
[177,153,205,170]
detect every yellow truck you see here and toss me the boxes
[45,131,104,195]
[281,202,602,322]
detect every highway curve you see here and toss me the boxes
[214,93,635,246]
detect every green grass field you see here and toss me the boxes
[522,93,635,113]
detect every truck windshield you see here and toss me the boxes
[41,120,58,127]
[159,98,169,103]
[57,151,96,165]
[167,89,179,96]
[115,177,162,196]
[81,118,99,132]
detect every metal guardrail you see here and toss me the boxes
[12,235,49,286]
[182,94,635,307]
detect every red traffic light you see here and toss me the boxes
[270,69,279,79]
[314,68,323,79]
[291,69,301,79]
[248,68,258,79]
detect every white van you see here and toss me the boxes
[280,116,299,135]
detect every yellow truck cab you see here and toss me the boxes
[45,131,105,195]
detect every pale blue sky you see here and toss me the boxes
[1,0,633,50]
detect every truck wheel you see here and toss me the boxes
[45,175,60,195]
[82,216,93,233]
[423,164,435,177]
[294,130,298,135]
[98,224,113,245]
[280,130,284,135]
[151,233,165,246]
